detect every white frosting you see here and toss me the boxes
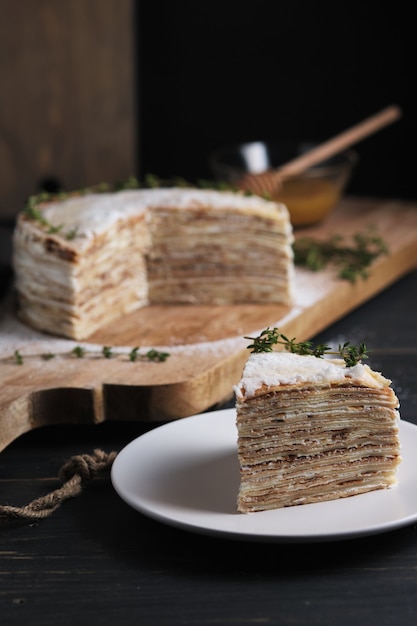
[40,192,148,238]
[37,188,290,244]
[234,351,390,399]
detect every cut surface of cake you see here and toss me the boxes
[12,187,293,340]
[234,350,401,513]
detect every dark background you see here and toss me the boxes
[137,1,416,199]
[0,1,415,220]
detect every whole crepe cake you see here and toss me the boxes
[12,186,294,340]
[234,331,401,513]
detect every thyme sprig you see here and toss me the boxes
[24,172,268,243]
[8,346,170,366]
[293,230,388,282]
[245,327,368,367]
[23,174,256,237]
[25,194,76,240]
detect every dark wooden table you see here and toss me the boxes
[1,220,417,626]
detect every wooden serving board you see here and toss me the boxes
[1,196,417,451]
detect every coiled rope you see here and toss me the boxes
[0,449,117,524]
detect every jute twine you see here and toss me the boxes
[0,449,117,525]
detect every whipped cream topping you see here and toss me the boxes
[234,351,391,399]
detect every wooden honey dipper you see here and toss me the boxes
[238,105,402,196]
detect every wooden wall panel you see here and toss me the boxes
[0,0,137,219]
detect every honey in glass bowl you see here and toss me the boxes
[208,141,358,227]
[271,157,356,227]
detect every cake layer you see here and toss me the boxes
[147,202,292,304]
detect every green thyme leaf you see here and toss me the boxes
[14,350,23,365]
[144,173,161,188]
[129,347,140,362]
[72,346,86,358]
[338,341,368,367]
[245,327,281,353]
[102,346,113,359]
[245,327,368,366]
[65,228,78,240]
[293,229,388,282]
[146,349,170,362]
[7,345,170,365]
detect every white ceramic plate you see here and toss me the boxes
[111,409,417,542]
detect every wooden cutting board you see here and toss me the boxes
[1,196,417,451]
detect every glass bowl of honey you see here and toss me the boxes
[208,141,358,227]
